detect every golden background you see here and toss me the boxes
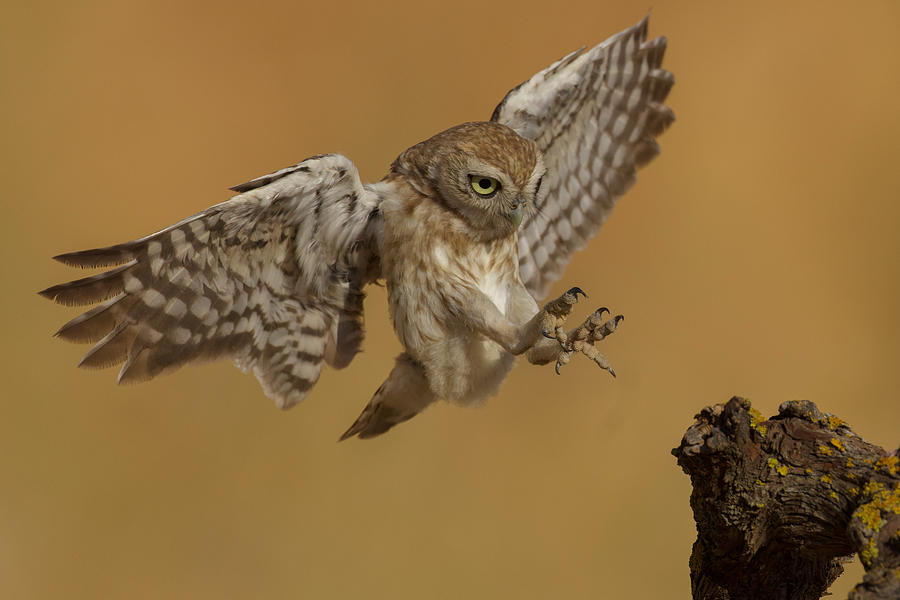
[3,0,898,597]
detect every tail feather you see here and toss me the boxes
[339,353,437,441]
[339,398,411,440]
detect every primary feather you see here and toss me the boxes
[41,154,382,409]
[492,17,675,300]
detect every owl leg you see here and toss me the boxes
[555,309,623,376]
[527,308,623,376]
[455,286,585,356]
[339,353,437,441]
[537,287,587,341]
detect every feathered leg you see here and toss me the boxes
[526,307,623,376]
[339,353,437,441]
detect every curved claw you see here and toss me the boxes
[542,329,557,340]
[608,367,616,378]
[555,361,563,375]
[614,315,624,325]
[596,307,609,319]
[566,286,587,300]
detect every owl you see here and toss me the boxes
[40,18,674,439]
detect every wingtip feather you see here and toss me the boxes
[52,252,82,266]
[636,13,650,37]
[52,248,133,268]
[78,322,132,369]
[53,293,132,343]
[37,286,58,301]
[36,261,136,306]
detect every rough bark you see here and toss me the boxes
[672,397,899,600]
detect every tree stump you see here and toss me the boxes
[672,397,899,600]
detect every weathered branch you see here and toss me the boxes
[672,397,899,600]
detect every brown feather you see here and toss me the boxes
[53,245,137,268]
[39,261,137,306]
[78,322,135,369]
[54,293,136,342]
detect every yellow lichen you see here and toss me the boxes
[854,481,900,534]
[850,487,859,496]
[874,456,898,475]
[854,481,891,568]
[748,408,768,436]
[825,415,844,430]
[821,475,832,484]
[856,503,884,531]
[767,457,788,476]
[846,458,855,468]
[805,468,813,475]
[755,479,765,486]
[748,407,764,426]
[830,491,839,500]
[818,444,833,456]
[860,539,879,568]
[829,437,845,452]
[862,481,882,496]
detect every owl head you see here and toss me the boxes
[391,121,545,240]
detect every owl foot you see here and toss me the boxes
[540,286,587,341]
[553,308,623,377]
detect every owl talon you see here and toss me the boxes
[544,286,585,315]
[555,326,569,347]
[539,286,589,347]
[543,307,623,377]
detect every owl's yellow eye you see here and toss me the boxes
[469,175,501,197]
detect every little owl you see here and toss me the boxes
[40,18,674,439]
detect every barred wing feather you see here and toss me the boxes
[40,154,382,409]
[492,17,675,300]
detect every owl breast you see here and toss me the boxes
[475,265,510,314]
[427,237,519,404]
[380,191,522,405]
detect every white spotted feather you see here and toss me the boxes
[41,154,382,409]
[492,17,675,300]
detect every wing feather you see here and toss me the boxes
[492,17,675,299]
[40,154,382,409]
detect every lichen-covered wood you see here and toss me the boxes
[673,397,899,600]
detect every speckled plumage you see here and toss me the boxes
[40,18,673,439]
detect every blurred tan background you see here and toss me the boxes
[2,0,899,597]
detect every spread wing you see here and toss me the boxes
[40,154,383,409]
[491,17,675,300]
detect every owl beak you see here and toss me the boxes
[506,200,525,230]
